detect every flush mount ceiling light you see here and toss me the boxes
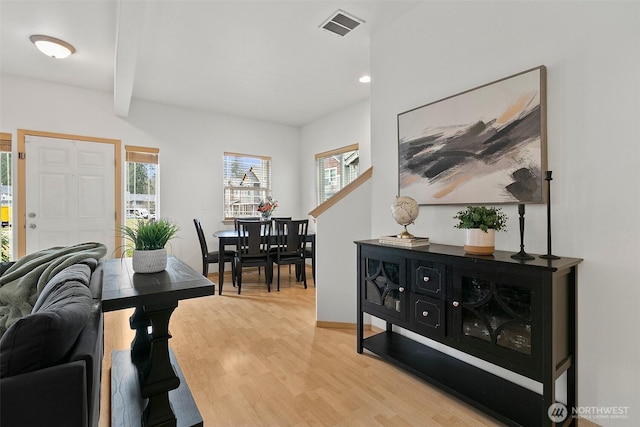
[30,35,76,59]
[320,10,364,37]
[359,75,371,84]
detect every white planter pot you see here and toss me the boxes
[464,229,495,255]
[132,248,167,273]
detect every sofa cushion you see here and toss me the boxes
[0,280,92,377]
[32,262,92,312]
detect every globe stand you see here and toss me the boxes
[391,196,419,239]
[397,225,414,239]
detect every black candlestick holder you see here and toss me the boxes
[540,171,561,260]
[511,204,535,260]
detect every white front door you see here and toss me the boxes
[25,135,116,256]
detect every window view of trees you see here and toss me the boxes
[127,162,156,197]
[125,146,158,222]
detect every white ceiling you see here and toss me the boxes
[0,0,419,127]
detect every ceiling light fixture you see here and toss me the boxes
[30,35,76,59]
[359,75,371,84]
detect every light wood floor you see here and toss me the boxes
[99,267,505,427]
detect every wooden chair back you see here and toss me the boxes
[274,219,308,258]
[193,218,208,256]
[236,220,272,258]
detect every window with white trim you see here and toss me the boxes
[125,145,159,221]
[223,152,272,220]
[315,144,359,205]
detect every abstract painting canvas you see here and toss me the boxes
[398,66,547,205]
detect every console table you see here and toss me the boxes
[355,240,582,427]
[102,256,214,427]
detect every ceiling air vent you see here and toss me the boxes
[320,10,364,37]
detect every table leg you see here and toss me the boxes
[134,301,180,427]
[130,307,151,365]
[218,239,225,295]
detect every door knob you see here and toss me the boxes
[29,223,37,229]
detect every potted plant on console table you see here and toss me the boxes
[453,206,507,255]
[120,218,179,273]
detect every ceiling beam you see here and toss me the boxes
[114,0,147,117]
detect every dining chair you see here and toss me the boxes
[304,241,315,285]
[193,218,236,293]
[271,216,292,224]
[234,216,263,275]
[234,220,273,294]
[270,219,308,291]
[270,217,292,273]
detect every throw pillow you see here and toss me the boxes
[0,280,91,377]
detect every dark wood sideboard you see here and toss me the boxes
[355,240,582,427]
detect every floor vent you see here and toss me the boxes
[320,10,364,36]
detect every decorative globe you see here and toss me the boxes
[391,196,419,238]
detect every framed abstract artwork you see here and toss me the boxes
[398,65,547,205]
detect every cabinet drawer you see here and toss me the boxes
[411,295,445,339]
[411,261,446,298]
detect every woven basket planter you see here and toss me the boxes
[132,248,167,273]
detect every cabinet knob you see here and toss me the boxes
[423,276,430,282]
[422,311,429,317]
[398,287,405,293]
[452,301,460,307]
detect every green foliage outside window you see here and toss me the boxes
[127,162,155,195]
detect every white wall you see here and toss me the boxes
[315,178,371,323]
[0,74,301,273]
[300,100,371,323]
[370,1,640,424]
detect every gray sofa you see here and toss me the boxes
[0,258,105,427]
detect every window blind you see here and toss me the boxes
[223,152,272,219]
[0,133,11,152]
[125,145,159,164]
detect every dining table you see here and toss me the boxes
[213,228,315,294]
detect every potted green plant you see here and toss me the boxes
[453,206,508,255]
[120,218,179,273]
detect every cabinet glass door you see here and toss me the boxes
[361,251,407,322]
[460,277,532,355]
[453,267,543,379]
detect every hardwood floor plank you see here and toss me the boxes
[100,268,503,426]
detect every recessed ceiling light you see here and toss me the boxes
[30,35,76,59]
[359,75,371,84]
